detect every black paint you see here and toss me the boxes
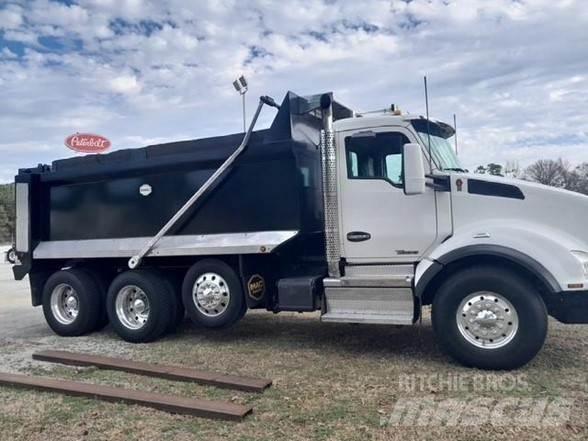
[468,179,524,200]
[16,91,354,266]
[347,231,371,242]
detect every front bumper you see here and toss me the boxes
[545,291,588,324]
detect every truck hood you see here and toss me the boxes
[449,173,588,251]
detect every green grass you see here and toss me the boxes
[0,312,586,441]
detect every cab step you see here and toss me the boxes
[321,277,415,325]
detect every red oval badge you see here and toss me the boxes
[64,133,111,153]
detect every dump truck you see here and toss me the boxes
[8,91,588,370]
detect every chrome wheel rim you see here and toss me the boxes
[457,291,519,349]
[193,272,230,317]
[50,283,80,325]
[115,285,150,330]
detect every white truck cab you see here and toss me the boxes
[319,100,588,369]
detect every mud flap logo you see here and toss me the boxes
[247,274,265,300]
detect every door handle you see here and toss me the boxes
[347,231,371,242]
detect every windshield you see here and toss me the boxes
[411,119,462,171]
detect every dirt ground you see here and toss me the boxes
[0,256,586,441]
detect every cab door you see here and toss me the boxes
[338,126,438,263]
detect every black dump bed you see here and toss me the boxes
[17,91,353,250]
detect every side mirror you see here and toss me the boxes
[403,143,426,195]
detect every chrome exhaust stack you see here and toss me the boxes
[320,94,341,278]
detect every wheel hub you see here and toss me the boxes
[457,291,519,349]
[50,284,80,325]
[193,273,230,317]
[475,309,498,326]
[115,285,150,330]
[65,295,78,311]
[133,298,146,314]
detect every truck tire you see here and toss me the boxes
[79,268,109,331]
[237,300,248,321]
[182,259,244,329]
[106,270,174,343]
[42,269,102,337]
[432,265,548,370]
[162,274,185,332]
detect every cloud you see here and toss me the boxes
[109,74,142,94]
[0,0,587,183]
[0,4,23,30]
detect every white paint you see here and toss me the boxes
[333,116,588,294]
[417,173,588,291]
[139,184,152,196]
[337,124,441,263]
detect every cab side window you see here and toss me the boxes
[345,132,410,187]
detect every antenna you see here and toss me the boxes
[453,113,458,156]
[424,76,433,170]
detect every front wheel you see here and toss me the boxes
[432,266,548,370]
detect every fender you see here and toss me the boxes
[415,244,560,298]
[415,222,587,298]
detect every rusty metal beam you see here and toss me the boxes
[33,350,272,392]
[0,372,252,421]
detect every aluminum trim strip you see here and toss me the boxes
[33,230,298,259]
[15,183,29,253]
[323,276,413,288]
[345,264,414,277]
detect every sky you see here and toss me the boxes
[0,0,587,182]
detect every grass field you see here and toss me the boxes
[0,305,587,441]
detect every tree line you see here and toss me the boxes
[473,159,588,195]
[0,183,15,244]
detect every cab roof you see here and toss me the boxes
[334,113,455,138]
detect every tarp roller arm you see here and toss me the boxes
[128,96,279,269]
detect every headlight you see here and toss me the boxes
[570,250,588,276]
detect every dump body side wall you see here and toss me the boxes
[14,91,353,291]
[47,143,302,240]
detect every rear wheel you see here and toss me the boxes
[182,259,244,328]
[42,269,102,336]
[432,266,548,370]
[107,270,173,343]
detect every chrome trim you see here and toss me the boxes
[323,276,413,288]
[15,183,29,253]
[115,285,150,330]
[321,102,341,277]
[192,272,231,317]
[344,264,415,278]
[50,283,79,325]
[33,230,298,259]
[456,291,519,349]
